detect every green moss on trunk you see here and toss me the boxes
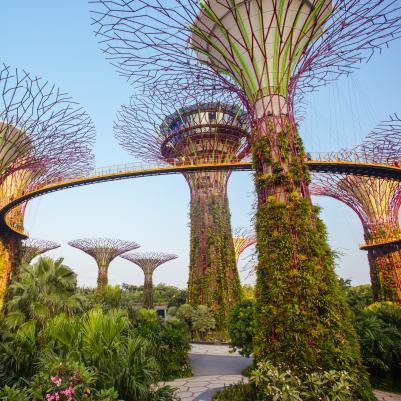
[0,232,22,312]
[252,119,375,400]
[187,191,241,330]
[368,248,401,302]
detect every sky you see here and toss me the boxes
[1,1,401,289]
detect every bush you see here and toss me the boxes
[192,305,215,340]
[228,299,256,357]
[215,361,366,401]
[354,302,401,392]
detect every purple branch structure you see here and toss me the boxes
[68,238,140,290]
[0,64,95,311]
[90,0,401,384]
[21,238,61,265]
[311,116,401,303]
[120,251,178,308]
[115,89,248,328]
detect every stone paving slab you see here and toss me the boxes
[190,343,241,356]
[160,374,247,401]
[374,390,401,401]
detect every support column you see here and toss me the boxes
[143,272,153,309]
[0,232,22,312]
[252,115,372,400]
[97,264,109,291]
[187,177,241,330]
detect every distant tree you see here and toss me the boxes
[339,278,373,313]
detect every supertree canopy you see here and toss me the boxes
[311,117,401,303]
[120,251,178,308]
[0,64,95,312]
[233,227,256,264]
[115,89,249,328]
[21,238,61,265]
[68,238,140,290]
[91,1,401,391]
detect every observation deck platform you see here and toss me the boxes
[2,153,401,239]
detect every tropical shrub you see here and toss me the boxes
[354,302,401,392]
[133,308,191,380]
[214,361,364,401]
[175,303,194,328]
[228,299,256,357]
[4,257,84,329]
[192,305,215,339]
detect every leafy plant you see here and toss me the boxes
[228,299,256,357]
[192,305,215,339]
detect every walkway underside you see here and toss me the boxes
[2,159,401,239]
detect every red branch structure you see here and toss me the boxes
[120,252,177,308]
[0,64,95,312]
[21,238,61,265]
[233,227,256,263]
[68,238,140,290]
[311,117,401,303]
[115,90,248,328]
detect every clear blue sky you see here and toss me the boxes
[2,1,401,289]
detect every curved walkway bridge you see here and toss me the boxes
[2,152,401,250]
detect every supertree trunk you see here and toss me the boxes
[188,187,241,329]
[253,116,364,379]
[143,273,153,309]
[97,264,109,291]
[368,249,401,302]
[0,232,22,311]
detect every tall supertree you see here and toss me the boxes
[115,90,250,328]
[0,64,95,311]
[311,116,401,303]
[21,238,61,265]
[90,1,401,394]
[68,238,140,290]
[120,252,178,308]
[233,227,256,264]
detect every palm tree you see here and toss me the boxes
[5,257,84,328]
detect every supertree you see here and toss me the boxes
[233,227,256,263]
[21,238,61,265]
[311,116,401,303]
[120,251,178,308]
[115,89,250,328]
[68,238,140,290]
[0,64,95,311]
[90,1,401,393]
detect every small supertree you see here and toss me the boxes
[68,238,140,290]
[311,117,401,303]
[115,90,249,328]
[120,251,178,308]
[0,65,95,311]
[233,227,256,264]
[90,2,401,393]
[21,238,61,265]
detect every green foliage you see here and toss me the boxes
[133,309,192,380]
[212,382,255,401]
[339,279,373,313]
[191,305,216,339]
[188,193,242,330]
[228,299,256,357]
[175,303,194,328]
[5,257,84,329]
[354,302,401,392]
[252,130,375,400]
[0,258,191,398]
[251,361,361,401]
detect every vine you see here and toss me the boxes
[252,119,375,400]
[187,192,242,330]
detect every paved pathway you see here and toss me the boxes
[161,344,401,401]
